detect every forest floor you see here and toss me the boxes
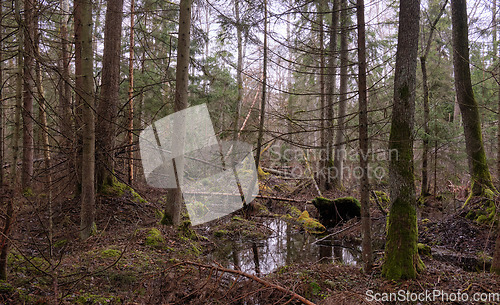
[1,172,499,304]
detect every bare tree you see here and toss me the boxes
[356,0,372,272]
[332,0,347,189]
[254,0,267,169]
[22,0,36,191]
[96,0,124,190]
[161,0,192,226]
[75,0,95,239]
[420,0,448,197]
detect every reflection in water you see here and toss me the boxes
[210,219,361,275]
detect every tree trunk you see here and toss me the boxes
[59,0,72,151]
[332,0,347,189]
[318,0,327,189]
[420,0,447,197]
[356,0,372,273]
[254,0,267,168]
[0,188,13,281]
[12,0,23,185]
[22,0,36,191]
[96,0,124,190]
[75,0,95,239]
[420,57,430,196]
[232,0,243,142]
[325,0,338,190]
[495,0,500,185]
[127,0,135,185]
[0,0,3,186]
[451,0,496,198]
[161,0,192,226]
[382,0,422,280]
[492,199,500,274]
[34,13,54,252]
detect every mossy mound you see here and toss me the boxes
[312,197,361,227]
[297,211,326,234]
[212,216,271,240]
[462,190,497,225]
[145,228,165,248]
[100,178,146,204]
[101,248,122,258]
[417,243,431,257]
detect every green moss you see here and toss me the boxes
[186,200,209,219]
[382,181,422,280]
[53,239,68,248]
[373,191,390,203]
[297,211,326,234]
[254,202,270,215]
[101,248,121,258]
[257,166,270,179]
[417,243,431,257]
[213,230,229,237]
[145,228,164,247]
[100,178,146,203]
[178,220,197,240]
[22,187,33,197]
[285,204,302,218]
[0,281,14,293]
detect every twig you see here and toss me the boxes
[313,220,360,244]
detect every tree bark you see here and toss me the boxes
[96,0,124,190]
[232,0,243,142]
[75,0,95,239]
[420,57,430,196]
[22,0,36,191]
[161,0,192,226]
[492,198,500,274]
[318,0,327,190]
[420,0,448,197]
[12,0,23,185]
[332,0,347,189]
[451,0,496,198]
[127,0,135,185]
[59,0,72,151]
[325,0,338,190]
[356,0,372,273]
[254,0,267,169]
[0,0,3,186]
[382,0,422,280]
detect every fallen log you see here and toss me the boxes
[183,191,306,203]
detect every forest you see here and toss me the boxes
[0,0,500,303]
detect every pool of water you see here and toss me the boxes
[208,218,361,276]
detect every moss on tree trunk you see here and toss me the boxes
[451,0,496,205]
[382,0,422,280]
